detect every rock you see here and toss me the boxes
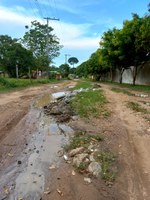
[49,164,56,169]
[71,116,79,121]
[72,170,76,176]
[84,177,92,184]
[88,144,94,152]
[88,162,102,177]
[50,106,61,115]
[36,150,39,154]
[52,92,66,99]
[17,160,22,165]
[63,155,68,161]
[69,147,84,157]
[73,153,88,167]
[89,153,95,162]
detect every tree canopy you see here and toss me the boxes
[21,20,62,70]
[0,35,34,77]
[76,7,150,85]
[68,57,79,67]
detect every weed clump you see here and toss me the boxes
[127,101,149,114]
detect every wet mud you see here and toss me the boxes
[0,92,74,200]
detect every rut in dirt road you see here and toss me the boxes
[102,84,150,200]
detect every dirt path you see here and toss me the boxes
[0,81,149,200]
[101,84,150,200]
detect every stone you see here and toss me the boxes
[89,153,95,162]
[17,160,22,165]
[63,155,68,161]
[73,153,88,167]
[84,177,92,184]
[88,162,102,177]
[69,147,84,157]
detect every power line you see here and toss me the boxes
[43,17,59,27]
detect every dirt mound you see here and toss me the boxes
[43,98,74,123]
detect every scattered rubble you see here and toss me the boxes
[84,177,92,184]
[69,147,84,157]
[88,162,102,177]
[135,94,148,98]
[57,189,64,196]
[43,88,100,123]
[73,153,89,167]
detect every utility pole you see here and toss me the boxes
[44,17,59,27]
[43,17,59,77]
[65,54,71,64]
[43,17,59,54]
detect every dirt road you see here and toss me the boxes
[0,81,150,200]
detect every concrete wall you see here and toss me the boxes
[112,61,150,85]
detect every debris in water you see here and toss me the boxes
[44,190,51,195]
[52,92,66,100]
[57,149,64,157]
[17,160,22,165]
[8,153,14,157]
[63,155,68,161]
[57,189,64,196]
[49,164,56,170]
[4,188,9,194]
[36,150,39,154]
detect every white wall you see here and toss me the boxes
[112,62,150,85]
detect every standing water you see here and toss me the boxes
[0,93,74,200]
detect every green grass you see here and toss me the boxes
[105,81,150,93]
[95,151,116,181]
[64,132,103,152]
[71,89,109,118]
[111,87,133,96]
[127,101,149,114]
[73,80,92,90]
[64,132,117,181]
[0,77,62,93]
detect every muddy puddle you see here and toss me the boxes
[0,92,74,200]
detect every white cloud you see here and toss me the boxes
[0,4,100,65]
[62,37,99,50]
[0,6,36,26]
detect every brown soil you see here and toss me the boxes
[0,81,150,200]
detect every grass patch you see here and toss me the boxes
[64,132,103,152]
[105,81,150,93]
[73,80,92,90]
[111,87,133,96]
[95,151,116,181]
[64,132,117,181]
[71,89,109,118]
[0,77,62,93]
[127,101,149,114]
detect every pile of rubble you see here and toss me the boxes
[65,145,102,178]
[43,88,98,123]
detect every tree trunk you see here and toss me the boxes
[110,68,113,82]
[119,68,124,84]
[132,66,137,86]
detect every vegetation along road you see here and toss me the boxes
[0,80,150,200]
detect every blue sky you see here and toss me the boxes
[0,0,149,67]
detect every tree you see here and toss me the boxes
[0,35,34,77]
[59,64,70,77]
[0,35,17,72]
[21,20,62,70]
[68,57,79,67]
[76,61,89,78]
[122,14,149,85]
[6,43,34,77]
[100,28,130,83]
